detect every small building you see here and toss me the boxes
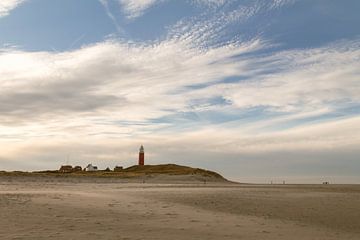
[85,164,98,172]
[59,165,73,173]
[73,166,82,172]
[114,166,123,172]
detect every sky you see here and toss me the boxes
[0,0,359,183]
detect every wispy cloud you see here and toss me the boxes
[0,0,26,17]
[114,0,295,22]
[118,0,163,20]
[0,36,358,144]
[219,40,360,113]
[98,0,125,34]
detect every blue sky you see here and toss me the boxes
[0,0,359,183]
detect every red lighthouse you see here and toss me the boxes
[138,145,144,166]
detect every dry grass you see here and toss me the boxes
[0,164,226,180]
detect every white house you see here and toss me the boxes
[85,164,98,172]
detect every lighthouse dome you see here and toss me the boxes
[139,145,144,153]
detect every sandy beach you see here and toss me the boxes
[0,177,359,240]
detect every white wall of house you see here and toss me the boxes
[85,164,98,172]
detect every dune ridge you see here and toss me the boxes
[0,164,228,183]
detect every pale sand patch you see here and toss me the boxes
[0,178,359,240]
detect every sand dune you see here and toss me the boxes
[0,177,359,239]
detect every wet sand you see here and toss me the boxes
[0,178,359,240]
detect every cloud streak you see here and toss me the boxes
[118,0,162,20]
[98,0,125,34]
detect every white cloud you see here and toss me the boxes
[270,0,296,9]
[0,38,261,127]
[219,41,360,112]
[115,0,294,22]
[0,0,26,17]
[118,0,162,20]
[0,37,358,152]
[191,0,227,8]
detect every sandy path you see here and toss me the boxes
[0,181,359,240]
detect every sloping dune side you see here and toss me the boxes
[123,164,225,179]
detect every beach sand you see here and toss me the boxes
[0,177,359,240]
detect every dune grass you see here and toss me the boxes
[0,164,226,180]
